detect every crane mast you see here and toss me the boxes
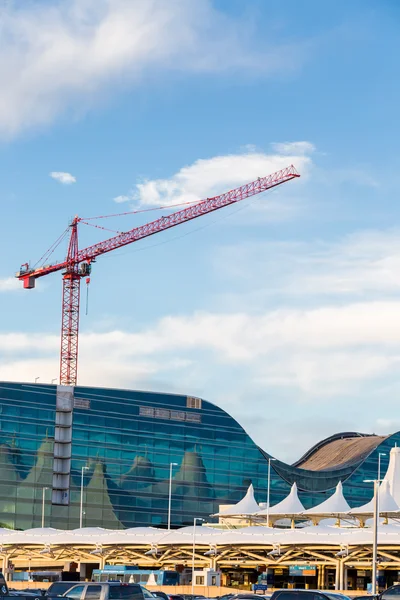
[16,165,300,386]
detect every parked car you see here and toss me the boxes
[380,586,400,600]
[0,575,62,600]
[219,595,270,600]
[150,593,169,600]
[8,592,47,598]
[234,596,271,600]
[270,591,351,600]
[140,589,156,600]
[61,582,149,600]
[46,583,80,598]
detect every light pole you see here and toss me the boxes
[41,487,48,528]
[51,378,57,384]
[266,458,277,527]
[35,377,40,383]
[80,466,89,528]
[378,453,386,482]
[167,462,178,530]
[364,478,380,595]
[192,517,204,595]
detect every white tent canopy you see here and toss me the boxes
[214,484,260,517]
[1,523,400,548]
[256,483,305,516]
[348,480,400,515]
[302,481,350,516]
[384,446,400,506]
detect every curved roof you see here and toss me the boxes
[294,432,387,471]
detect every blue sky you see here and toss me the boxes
[1,0,400,461]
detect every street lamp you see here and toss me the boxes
[35,377,40,384]
[378,453,386,482]
[364,478,380,595]
[51,378,57,384]
[168,462,178,530]
[192,517,205,595]
[266,458,277,527]
[80,466,89,528]
[41,487,49,528]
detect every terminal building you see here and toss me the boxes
[0,381,397,530]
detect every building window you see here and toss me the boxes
[139,406,201,423]
[139,406,155,417]
[185,412,201,423]
[187,397,202,409]
[195,576,204,585]
[73,398,90,409]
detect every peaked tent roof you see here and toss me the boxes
[302,481,350,515]
[214,484,260,516]
[256,483,305,516]
[383,446,400,506]
[348,480,400,515]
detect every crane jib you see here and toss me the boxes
[15,164,300,386]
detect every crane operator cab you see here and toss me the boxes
[79,262,92,276]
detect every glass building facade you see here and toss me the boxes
[0,381,398,530]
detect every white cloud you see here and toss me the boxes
[132,145,313,207]
[0,278,20,292]
[3,299,400,390]
[272,141,316,155]
[216,229,400,300]
[50,171,76,184]
[113,195,130,204]
[0,0,305,137]
[318,167,379,188]
[3,298,400,459]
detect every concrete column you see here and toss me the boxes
[344,567,348,590]
[319,565,325,590]
[339,561,345,591]
[79,563,87,582]
[2,556,9,582]
[335,562,340,590]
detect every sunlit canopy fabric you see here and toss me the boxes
[256,483,305,517]
[348,480,400,516]
[0,523,400,548]
[213,484,260,516]
[302,481,350,516]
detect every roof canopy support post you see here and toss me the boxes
[335,560,340,590]
[339,559,345,591]
[2,555,9,582]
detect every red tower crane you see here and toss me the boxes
[16,165,300,386]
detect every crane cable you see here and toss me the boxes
[102,196,256,260]
[80,199,202,222]
[32,227,70,270]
